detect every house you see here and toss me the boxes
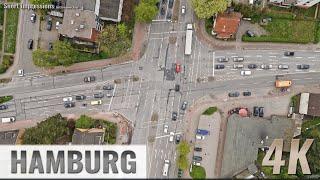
[269,0,320,8]
[213,12,242,40]
[299,93,320,117]
[72,128,105,145]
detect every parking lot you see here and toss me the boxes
[38,16,61,50]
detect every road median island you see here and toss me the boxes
[0,95,13,104]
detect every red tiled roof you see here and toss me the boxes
[214,12,242,39]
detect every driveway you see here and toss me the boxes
[39,16,59,50]
[236,20,267,42]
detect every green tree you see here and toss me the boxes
[52,41,77,66]
[190,165,206,179]
[177,141,190,156]
[134,0,158,23]
[98,25,118,48]
[192,0,228,19]
[75,115,95,129]
[177,155,189,170]
[30,0,53,5]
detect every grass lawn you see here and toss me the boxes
[301,117,320,132]
[202,107,217,115]
[190,165,206,179]
[4,8,19,53]
[0,4,4,25]
[0,95,13,104]
[0,30,3,50]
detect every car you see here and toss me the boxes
[18,69,24,77]
[175,134,181,144]
[278,64,289,69]
[91,100,102,105]
[284,51,294,56]
[177,169,183,178]
[233,64,244,69]
[181,6,186,14]
[175,63,181,73]
[75,95,86,100]
[297,64,310,70]
[63,97,73,102]
[27,39,33,49]
[48,42,53,50]
[30,13,36,23]
[240,70,252,76]
[181,101,188,110]
[215,64,225,69]
[84,76,95,82]
[193,156,202,161]
[163,124,169,134]
[196,135,205,140]
[103,84,114,90]
[246,30,255,37]
[248,64,257,69]
[56,21,61,30]
[259,107,264,117]
[46,18,52,31]
[253,106,259,116]
[175,84,180,92]
[243,91,251,96]
[162,0,167,4]
[94,93,104,99]
[261,64,272,70]
[194,147,202,152]
[172,112,178,121]
[163,160,170,177]
[169,0,174,8]
[228,92,240,97]
[156,2,160,9]
[160,7,165,15]
[216,57,229,62]
[169,132,174,142]
[106,93,113,98]
[166,11,172,19]
[64,102,75,108]
[0,104,8,110]
[193,161,201,166]
[233,57,244,62]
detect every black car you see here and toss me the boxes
[284,51,294,56]
[48,42,53,50]
[259,107,264,117]
[169,0,174,8]
[0,104,8,110]
[253,106,259,116]
[64,102,75,108]
[103,84,114,90]
[181,101,188,110]
[156,2,160,9]
[160,7,165,15]
[246,30,255,37]
[297,64,310,70]
[228,92,240,97]
[175,84,180,92]
[46,19,52,31]
[75,95,86,100]
[172,112,178,121]
[30,13,36,23]
[94,93,104,99]
[248,64,257,69]
[177,169,183,178]
[166,11,172,19]
[215,64,225,69]
[243,91,251,96]
[84,76,95,82]
[27,39,33,49]
[194,147,202,152]
[175,134,181,144]
[193,156,202,161]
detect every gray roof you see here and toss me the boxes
[221,114,295,177]
[66,0,96,11]
[0,130,19,145]
[72,128,105,145]
[99,0,123,22]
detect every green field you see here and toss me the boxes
[4,8,19,53]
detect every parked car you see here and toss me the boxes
[0,104,8,110]
[103,84,114,90]
[181,101,188,110]
[175,84,180,92]
[169,132,174,142]
[30,13,36,23]
[18,69,24,77]
[94,93,104,99]
[163,124,169,134]
[84,76,95,82]
[181,5,186,14]
[161,7,165,15]
[156,2,160,9]
[175,63,181,73]
[175,134,181,144]
[27,39,33,49]
[193,156,202,161]
[194,147,202,152]
[284,51,294,56]
[196,135,205,140]
[56,21,61,30]
[216,57,229,62]
[215,64,225,69]
[278,64,289,69]
[233,64,244,69]
[248,64,257,69]
[193,161,201,166]
[172,112,178,121]
[228,91,240,97]
[75,95,86,100]
[253,106,259,116]
[46,18,52,31]
[240,70,252,76]
[233,57,244,62]
[297,64,310,70]
[259,107,264,117]
[178,169,183,178]
[243,91,251,96]
[162,0,167,4]
[91,100,102,105]
[48,42,53,50]
[62,97,73,102]
[246,30,255,37]
[166,11,172,19]
[169,0,174,8]
[64,102,75,108]
[261,64,272,70]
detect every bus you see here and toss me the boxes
[162,160,170,176]
[185,24,193,55]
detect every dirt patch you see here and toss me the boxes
[172,0,180,22]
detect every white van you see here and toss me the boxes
[63,97,72,102]
[169,132,174,142]
[91,100,102,105]
[240,70,252,76]
[163,160,170,176]
[1,117,16,123]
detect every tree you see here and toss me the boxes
[177,141,190,156]
[75,115,95,129]
[177,155,189,170]
[134,0,158,23]
[192,0,228,19]
[30,0,53,5]
[190,165,206,179]
[98,25,119,48]
[52,41,77,66]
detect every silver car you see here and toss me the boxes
[278,64,289,69]
[261,64,272,69]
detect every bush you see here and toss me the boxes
[0,55,13,74]
[75,115,95,129]
[202,107,218,115]
[0,95,13,104]
[190,165,206,179]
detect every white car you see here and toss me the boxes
[181,6,186,14]
[163,125,168,134]
[193,161,201,166]
[240,70,252,76]
[63,97,73,102]
[169,132,174,142]
[196,135,205,140]
[56,21,61,29]
[18,69,24,77]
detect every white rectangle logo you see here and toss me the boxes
[0,145,146,179]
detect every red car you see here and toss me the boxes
[175,63,181,73]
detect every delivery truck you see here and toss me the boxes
[275,80,292,88]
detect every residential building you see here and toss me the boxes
[72,128,105,145]
[299,93,320,117]
[212,12,242,40]
[269,0,320,8]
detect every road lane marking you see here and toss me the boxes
[308,57,315,59]
[295,57,303,59]
[256,55,262,57]
[108,84,117,111]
